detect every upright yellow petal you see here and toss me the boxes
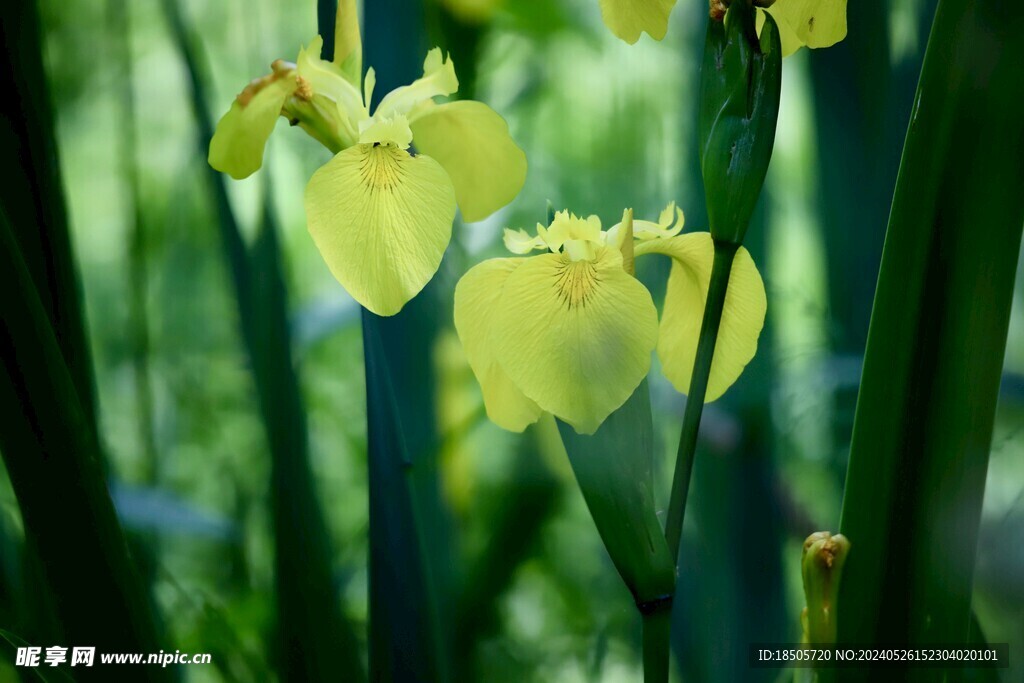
[494,248,658,434]
[410,101,527,222]
[599,0,677,44]
[334,0,362,85]
[305,144,457,316]
[763,0,847,56]
[374,49,459,119]
[297,36,365,127]
[209,74,296,180]
[636,233,766,401]
[454,259,543,431]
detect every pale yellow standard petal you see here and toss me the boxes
[374,48,459,119]
[334,0,362,84]
[599,0,677,44]
[763,0,847,56]
[494,248,658,434]
[636,233,766,401]
[454,259,543,432]
[297,36,366,126]
[410,100,527,222]
[209,75,296,180]
[305,144,457,316]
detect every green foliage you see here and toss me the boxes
[160,0,364,678]
[6,0,1023,681]
[836,0,1024,673]
[698,1,781,246]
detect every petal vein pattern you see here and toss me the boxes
[453,259,543,431]
[493,249,658,434]
[305,144,457,316]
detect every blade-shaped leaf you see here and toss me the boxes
[558,381,676,610]
[0,209,169,682]
[836,0,1024,673]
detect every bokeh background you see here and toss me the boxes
[2,0,1021,680]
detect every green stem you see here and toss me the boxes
[641,603,672,683]
[665,240,738,562]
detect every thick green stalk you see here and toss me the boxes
[642,607,671,683]
[835,0,1024,677]
[362,312,449,683]
[357,1,455,678]
[160,2,364,679]
[665,241,738,561]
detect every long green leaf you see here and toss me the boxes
[0,0,98,432]
[558,381,676,683]
[0,209,169,683]
[558,382,675,609]
[836,0,1024,674]
[159,2,363,679]
[362,312,448,683]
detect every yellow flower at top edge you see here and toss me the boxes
[454,204,768,435]
[207,0,527,316]
[599,0,847,52]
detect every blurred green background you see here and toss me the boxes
[1,0,1021,680]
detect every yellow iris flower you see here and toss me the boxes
[601,0,847,51]
[208,0,527,316]
[454,205,767,434]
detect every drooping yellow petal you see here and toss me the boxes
[208,74,297,180]
[454,258,543,431]
[304,144,457,316]
[374,48,459,119]
[635,233,766,401]
[493,248,658,434]
[409,101,527,222]
[599,0,677,44]
[334,0,362,85]
[762,0,847,56]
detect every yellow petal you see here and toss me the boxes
[636,233,766,401]
[359,114,414,148]
[454,258,543,431]
[297,36,365,128]
[410,100,527,222]
[304,144,457,316]
[208,75,296,180]
[374,48,459,120]
[494,248,658,434]
[763,0,847,56]
[599,0,677,44]
[334,0,362,84]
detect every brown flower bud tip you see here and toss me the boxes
[709,0,728,22]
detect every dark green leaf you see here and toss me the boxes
[558,381,675,609]
[836,0,1024,673]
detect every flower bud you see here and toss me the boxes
[698,0,781,246]
[800,531,850,645]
